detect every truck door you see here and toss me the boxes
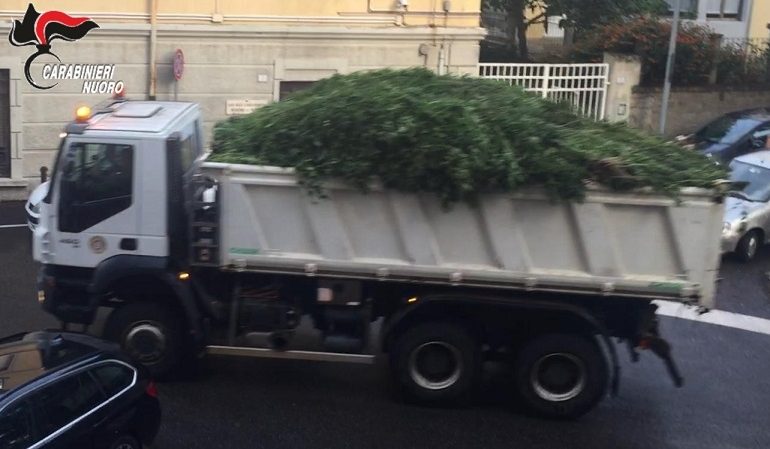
[166,119,203,267]
[53,139,141,267]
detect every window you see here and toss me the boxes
[32,372,105,437]
[279,81,316,100]
[0,401,35,449]
[0,69,10,178]
[706,0,743,19]
[696,116,761,144]
[664,0,698,15]
[58,143,134,233]
[729,160,770,202]
[180,135,196,172]
[90,363,134,397]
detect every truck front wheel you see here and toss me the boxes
[514,333,608,419]
[390,322,480,405]
[104,302,184,380]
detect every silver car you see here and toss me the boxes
[722,150,770,261]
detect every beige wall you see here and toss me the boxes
[0,0,481,27]
[749,0,770,39]
[629,86,770,138]
[0,2,484,190]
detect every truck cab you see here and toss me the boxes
[35,100,203,326]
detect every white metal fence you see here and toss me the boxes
[478,63,610,121]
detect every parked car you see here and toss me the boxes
[0,331,160,449]
[678,108,770,165]
[25,181,49,231]
[721,150,770,261]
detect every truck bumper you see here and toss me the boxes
[37,264,99,325]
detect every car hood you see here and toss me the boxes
[724,196,766,223]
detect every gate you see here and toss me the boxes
[478,63,609,121]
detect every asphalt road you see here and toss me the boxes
[1,201,769,449]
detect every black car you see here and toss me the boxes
[0,331,160,449]
[680,108,770,164]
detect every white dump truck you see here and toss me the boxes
[33,100,725,418]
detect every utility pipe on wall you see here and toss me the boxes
[149,0,158,100]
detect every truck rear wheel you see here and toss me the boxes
[390,322,480,405]
[104,302,184,380]
[513,333,608,419]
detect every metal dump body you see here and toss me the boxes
[200,162,724,309]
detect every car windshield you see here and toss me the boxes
[729,160,770,202]
[696,116,762,144]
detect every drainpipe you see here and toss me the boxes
[149,0,158,100]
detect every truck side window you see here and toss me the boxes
[180,136,195,172]
[58,143,134,233]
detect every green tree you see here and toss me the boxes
[483,0,667,61]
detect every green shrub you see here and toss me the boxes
[572,16,715,86]
[572,16,770,86]
[209,68,726,205]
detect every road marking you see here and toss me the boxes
[0,224,27,229]
[654,300,770,336]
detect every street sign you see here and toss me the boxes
[173,49,184,81]
[226,99,267,115]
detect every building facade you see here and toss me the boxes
[747,0,770,39]
[0,0,485,198]
[668,0,769,39]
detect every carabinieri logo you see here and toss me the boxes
[8,3,105,90]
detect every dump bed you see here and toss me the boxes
[198,162,725,309]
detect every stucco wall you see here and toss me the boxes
[749,0,770,39]
[0,0,482,27]
[0,22,483,187]
[629,85,770,138]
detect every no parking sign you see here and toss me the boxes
[173,49,184,81]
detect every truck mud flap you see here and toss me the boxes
[640,334,684,387]
[629,303,684,388]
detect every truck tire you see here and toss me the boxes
[104,302,184,380]
[513,333,608,419]
[736,230,761,262]
[390,322,480,405]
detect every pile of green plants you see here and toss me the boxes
[209,68,726,204]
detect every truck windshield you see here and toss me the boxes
[43,136,68,205]
[728,160,770,202]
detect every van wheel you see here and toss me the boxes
[104,302,184,380]
[514,333,608,419]
[736,230,761,262]
[390,322,480,405]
